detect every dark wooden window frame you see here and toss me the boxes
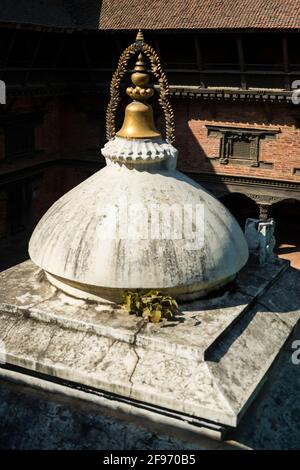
[206,125,280,167]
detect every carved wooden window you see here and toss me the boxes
[207,125,280,167]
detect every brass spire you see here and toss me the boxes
[135,29,144,42]
[116,52,161,139]
[106,31,175,143]
[126,53,154,101]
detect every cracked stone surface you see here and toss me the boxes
[0,258,299,431]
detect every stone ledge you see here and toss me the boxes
[0,259,299,429]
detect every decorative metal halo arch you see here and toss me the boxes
[106,30,175,144]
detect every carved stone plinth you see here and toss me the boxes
[0,258,299,449]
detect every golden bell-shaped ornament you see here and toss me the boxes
[117,101,160,139]
[116,53,161,139]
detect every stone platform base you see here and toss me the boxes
[0,258,300,448]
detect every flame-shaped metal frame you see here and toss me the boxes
[106,34,175,144]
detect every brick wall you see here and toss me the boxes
[58,96,107,157]
[32,165,92,226]
[174,99,300,182]
[0,95,105,239]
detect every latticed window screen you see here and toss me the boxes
[231,138,251,159]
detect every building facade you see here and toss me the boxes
[0,0,300,267]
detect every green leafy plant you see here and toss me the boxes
[123,290,179,323]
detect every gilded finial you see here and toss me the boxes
[126,53,154,102]
[117,53,160,139]
[106,31,175,143]
[136,29,144,42]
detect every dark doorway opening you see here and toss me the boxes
[219,192,259,230]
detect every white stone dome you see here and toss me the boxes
[29,136,248,303]
[29,42,248,303]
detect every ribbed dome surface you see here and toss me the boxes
[29,139,248,302]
